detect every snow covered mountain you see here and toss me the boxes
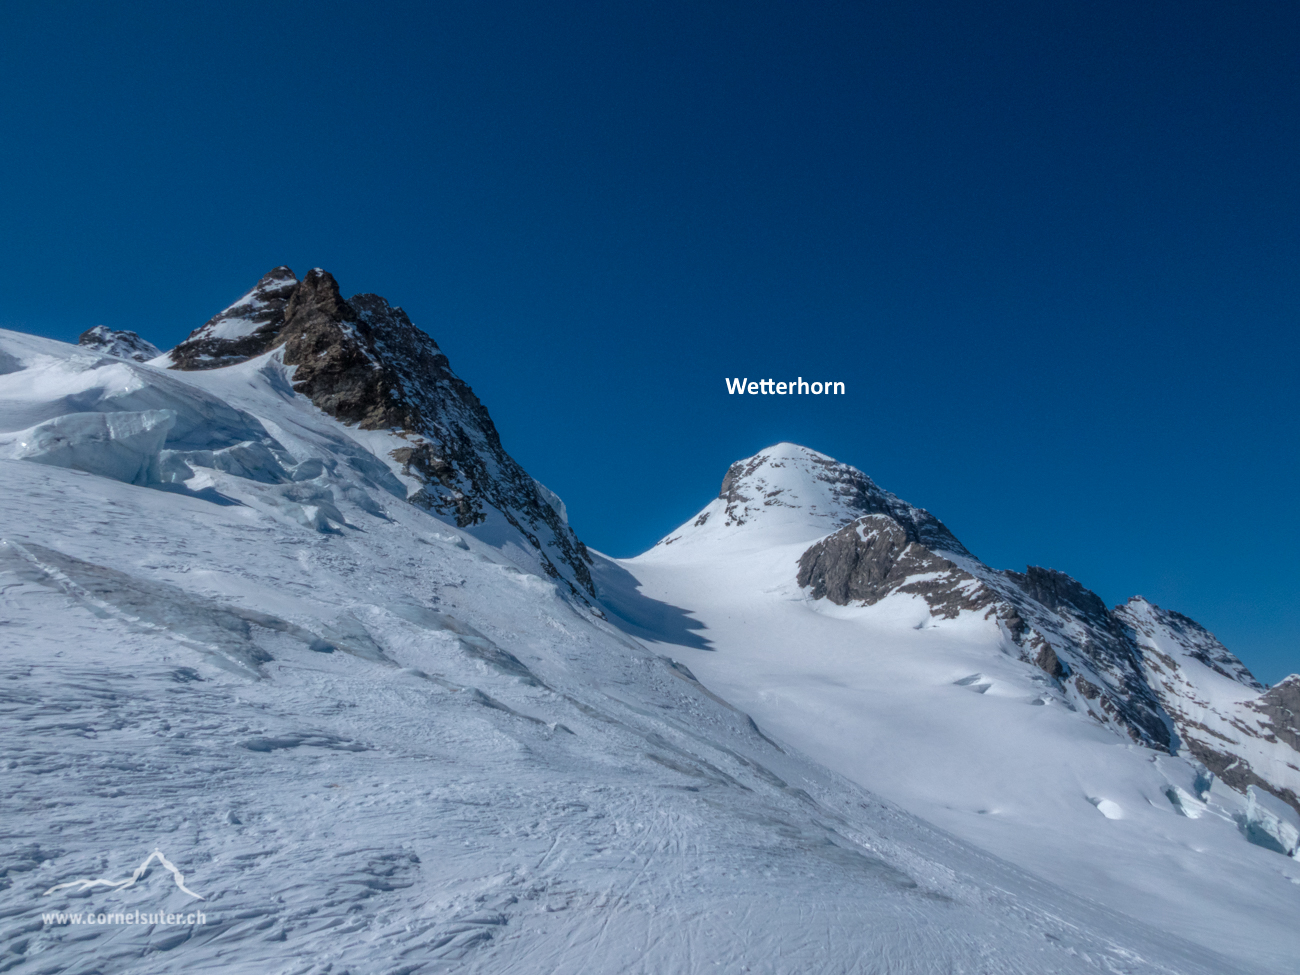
[611,443,1300,971]
[1,286,1298,974]
[634,443,1299,817]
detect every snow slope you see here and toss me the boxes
[612,444,1300,974]
[0,328,1278,974]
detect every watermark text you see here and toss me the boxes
[42,910,208,926]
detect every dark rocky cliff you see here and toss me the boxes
[168,267,594,599]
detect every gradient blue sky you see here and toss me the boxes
[2,1,1297,682]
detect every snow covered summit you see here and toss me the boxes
[76,325,161,362]
[656,442,967,552]
[165,265,300,370]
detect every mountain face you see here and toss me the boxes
[77,326,161,362]
[647,443,1300,820]
[3,298,1300,973]
[166,267,594,598]
[12,309,1286,975]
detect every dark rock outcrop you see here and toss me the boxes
[168,266,594,599]
[797,515,986,618]
[167,266,299,370]
[77,326,161,363]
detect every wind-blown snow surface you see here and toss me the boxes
[0,337,1283,974]
[612,445,1300,975]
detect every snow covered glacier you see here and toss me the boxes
[1,268,1297,974]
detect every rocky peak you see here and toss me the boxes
[169,266,594,600]
[272,269,393,428]
[282,268,353,339]
[168,266,299,370]
[77,326,161,363]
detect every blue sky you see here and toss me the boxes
[2,1,1297,682]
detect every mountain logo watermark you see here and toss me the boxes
[43,850,206,900]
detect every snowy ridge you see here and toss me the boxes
[166,265,299,369]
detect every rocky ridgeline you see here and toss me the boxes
[708,447,1300,818]
[167,267,594,598]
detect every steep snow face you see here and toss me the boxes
[1119,597,1300,817]
[0,331,1266,975]
[612,444,1300,972]
[1120,596,1262,690]
[77,326,161,362]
